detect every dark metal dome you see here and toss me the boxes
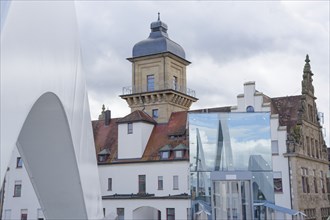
[132,16,186,59]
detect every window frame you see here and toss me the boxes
[175,150,183,159]
[127,122,133,134]
[147,74,155,92]
[166,208,175,220]
[152,109,159,119]
[160,151,170,159]
[138,175,146,194]
[16,157,23,168]
[117,208,124,220]
[14,181,22,197]
[158,176,163,190]
[108,178,112,191]
[20,209,28,220]
[173,175,179,190]
[173,76,178,90]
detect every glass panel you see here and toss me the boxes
[189,112,271,172]
[189,112,273,219]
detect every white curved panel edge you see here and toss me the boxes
[1,1,103,219]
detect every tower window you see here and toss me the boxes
[147,75,154,91]
[173,76,178,90]
[152,109,159,118]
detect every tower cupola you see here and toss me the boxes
[132,13,186,59]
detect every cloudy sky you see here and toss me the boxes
[74,1,329,145]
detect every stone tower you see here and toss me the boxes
[121,14,198,123]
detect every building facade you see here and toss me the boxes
[1,16,329,220]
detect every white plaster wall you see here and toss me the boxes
[118,122,154,159]
[272,125,291,209]
[233,82,292,210]
[103,199,190,220]
[99,161,189,196]
[2,147,42,220]
[244,81,256,108]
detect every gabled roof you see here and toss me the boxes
[117,110,156,125]
[173,144,188,151]
[159,144,172,152]
[270,95,301,132]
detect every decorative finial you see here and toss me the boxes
[102,104,105,113]
[158,12,160,21]
[305,54,310,63]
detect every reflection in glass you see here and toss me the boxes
[189,112,273,220]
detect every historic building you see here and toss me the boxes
[1,15,329,220]
[278,55,329,220]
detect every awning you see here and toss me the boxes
[260,202,306,216]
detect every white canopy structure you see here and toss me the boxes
[1,1,103,219]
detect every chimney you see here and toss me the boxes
[105,110,111,126]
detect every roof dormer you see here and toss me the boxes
[117,110,156,159]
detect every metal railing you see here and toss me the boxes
[122,82,196,97]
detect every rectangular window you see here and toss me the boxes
[175,150,183,158]
[14,181,22,197]
[37,208,44,220]
[108,178,112,191]
[147,75,155,91]
[311,138,315,157]
[127,123,133,134]
[274,178,283,193]
[173,175,179,190]
[302,168,310,193]
[160,151,169,159]
[4,209,11,220]
[158,176,163,190]
[271,140,279,155]
[306,136,310,156]
[117,208,124,220]
[166,208,175,220]
[16,157,23,168]
[320,171,326,193]
[139,175,146,193]
[20,209,28,220]
[315,140,319,158]
[173,76,178,90]
[152,109,158,118]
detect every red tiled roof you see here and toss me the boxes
[117,110,156,125]
[167,111,187,136]
[92,118,119,163]
[141,123,189,161]
[94,112,189,164]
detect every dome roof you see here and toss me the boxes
[132,15,186,59]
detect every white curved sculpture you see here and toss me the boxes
[1,1,103,219]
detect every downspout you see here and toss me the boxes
[163,56,166,89]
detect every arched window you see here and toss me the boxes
[246,106,254,112]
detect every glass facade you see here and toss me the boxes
[189,112,273,220]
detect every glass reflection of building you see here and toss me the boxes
[189,112,273,220]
